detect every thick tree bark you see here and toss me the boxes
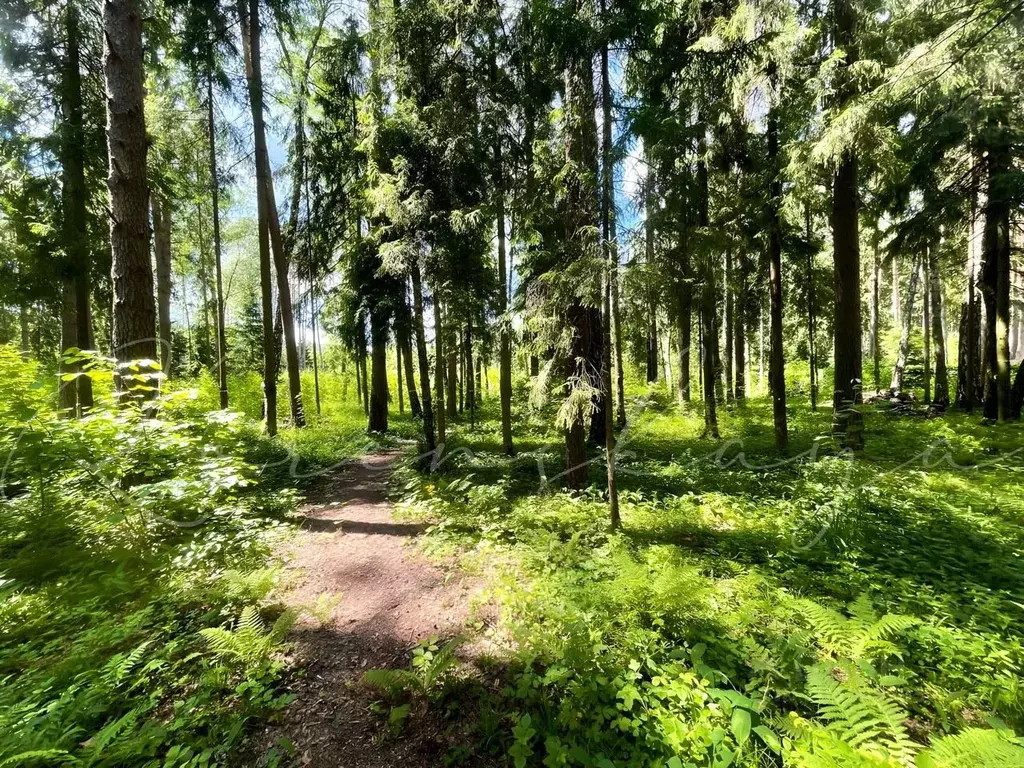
[152,194,173,377]
[959,167,982,410]
[396,292,422,417]
[891,254,922,393]
[240,5,277,434]
[767,78,787,451]
[368,311,389,432]
[1012,361,1024,419]
[830,0,863,447]
[104,0,156,394]
[561,21,601,488]
[411,263,435,450]
[245,0,304,427]
[929,242,949,407]
[208,73,228,408]
[310,281,321,415]
[62,3,93,412]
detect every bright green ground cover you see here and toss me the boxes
[392,376,1024,768]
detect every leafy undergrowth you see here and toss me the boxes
[391,385,1024,767]
[0,348,383,767]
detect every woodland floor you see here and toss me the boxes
[252,451,490,767]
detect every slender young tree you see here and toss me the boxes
[242,0,305,427]
[239,0,277,433]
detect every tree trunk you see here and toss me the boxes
[870,229,881,391]
[725,248,734,403]
[734,253,746,403]
[561,20,600,489]
[767,76,787,451]
[368,311,389,432]
[678,284,693,404]
[645,181,659,384]
[959,166,982,410]
[152,194,173,377]
[830,0,862,447]
[208,72,228,408]
[397,334,404,415]
[104,0,156,394]
[241,14,278,434]
[891,257,901,326]
[398,307,421,417]
[446,326,458,420]
[310,282,321,415]
[490,28,514,455]
[929,242,949,407]
[245,0,304,427]
[361,351,370,417]
[434,291,446,449]
[805,204,818,411]
[59,280,78,413]
[62,2,93,411]
[891,254,922,393]
[922,253,932,404]
[701,276,720,439]
[1012,360,1023,419]
[411,263,435,450]
[602,230,620,530]
[465,319,475,427]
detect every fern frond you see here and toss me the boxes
[805,663,918,765]
[922,727,1024,767]
[363,668,422,697]
[85,706,144,756]
[270,608,300,642]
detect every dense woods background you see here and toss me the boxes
[2,0,1024,764]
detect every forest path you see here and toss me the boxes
[255,451,484,767]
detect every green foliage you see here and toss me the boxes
[363,636,463,702]
[0,347,302,766]
[394,389,1024,766]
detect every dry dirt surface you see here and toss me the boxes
[251,451,491,767]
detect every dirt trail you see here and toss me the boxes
[255,451,485,767]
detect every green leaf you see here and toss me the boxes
[752,725,781,754]
[731,708,751,745]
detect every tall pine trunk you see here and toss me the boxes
[62,3,93,412]
[767,72,787,451]
[368,311,389,432]
[245,0,304,427]
[240,3,278,434]
[433,291,446,449]
[561,15,601,488]
[104,0,156,392]
[805,204,818,411]
[725,248,734,403]
[922,254,932,403]
[208,72,228,408]
[830,0,863,447]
